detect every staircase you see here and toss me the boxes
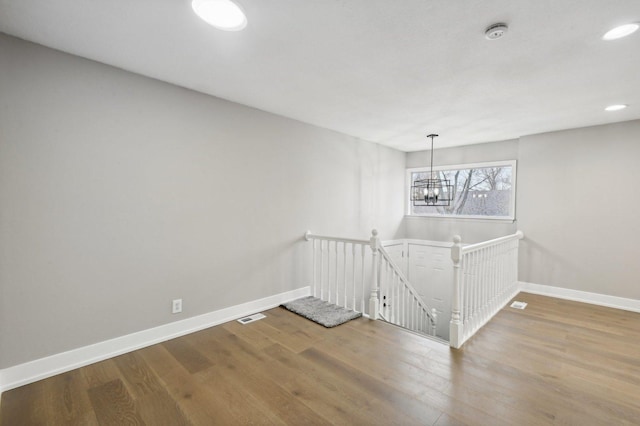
[304,230,438,338]
[305,229,525,348]
[378,248,438,336]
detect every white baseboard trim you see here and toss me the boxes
[519,282,640,313]
[0,286,310,394]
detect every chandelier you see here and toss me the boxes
[411,134,453,207]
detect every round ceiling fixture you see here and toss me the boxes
[192,0,247,31]
[605,104,628,111]
[602,23,639,40]
[485,23,508,40]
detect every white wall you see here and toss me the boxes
[518,120,640,300]
[0,34,406,369]
[404,139,519,243]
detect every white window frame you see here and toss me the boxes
[405,160,517,221]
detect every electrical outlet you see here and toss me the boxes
[172,299,182,314]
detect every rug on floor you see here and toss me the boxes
[280,296,362,328]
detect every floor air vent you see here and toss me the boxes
[237,313,266,324]
[510,301,528,310]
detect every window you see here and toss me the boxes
[406,160,516,220]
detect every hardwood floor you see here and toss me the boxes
[2,292,640,425]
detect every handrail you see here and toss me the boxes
[378,249,409,286]
[460,230,524,254]
[305,230,369,246]
[378,247,437,335]
[378,249,435,321]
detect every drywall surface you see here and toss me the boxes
[517,120,640,300]
[404,139,519,243]
[0,34,405,368]
[405,139,519,169]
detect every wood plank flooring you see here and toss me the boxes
[2,292,640,425]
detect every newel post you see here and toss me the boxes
[368,229,380,320]
[431,308,438,336]
[450,235,463,348]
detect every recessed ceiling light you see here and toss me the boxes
[192,0,247,31]
[605,104,628,111]
[602,23,639,40]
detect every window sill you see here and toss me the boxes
[403,215,516,224]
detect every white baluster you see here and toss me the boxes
[490,246,495,323]
[484,247,489,322]
[406,285,410,329]
[469,252,475,333]
[322,240,331,301]
[334,241,339,305]
[423,305,427,334]
[393,270,398,323]
[352,243,356,311]
[497,243,502,301]
[361,244,366,313]
[491,245,497,315]
[424,306,428,334]
[384,259,390,319]
[395,273,400,326]
[515,238,520,282]
[492,245,497,317]
[319,240,325,301]
[311,238,317,298]
[411,289,414,330]
[464,252,470,324]
[416,300,420,332]
[343,242,347,309]
[477,248,484,332]
[431,307,438,336]
[398,278,407,327]
[408,295,412,330]
[411,295,416,331]
[502,243,507,302]
[480,249,489,331]
[491,246,496,319]
[384,262,390,322]
[368,229,380,320]
[470,252,475,323]
[400,280,403,323]
[515,231,524,296]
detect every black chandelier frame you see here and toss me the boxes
[410,134,454,207]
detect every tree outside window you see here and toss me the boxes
[408,161,516,219]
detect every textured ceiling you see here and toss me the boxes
[1,0,639,151]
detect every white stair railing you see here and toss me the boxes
[378,249,438,336]
[450,230,524,348]
[304,230,380,318]
[304,229,437,337]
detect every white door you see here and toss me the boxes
[408,243,453,340]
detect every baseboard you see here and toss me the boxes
[519,282,640,313]
[0,286,310,394]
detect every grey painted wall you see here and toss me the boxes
[0,35,405,368]
[518,120,640,300]
[404,139,519,243]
